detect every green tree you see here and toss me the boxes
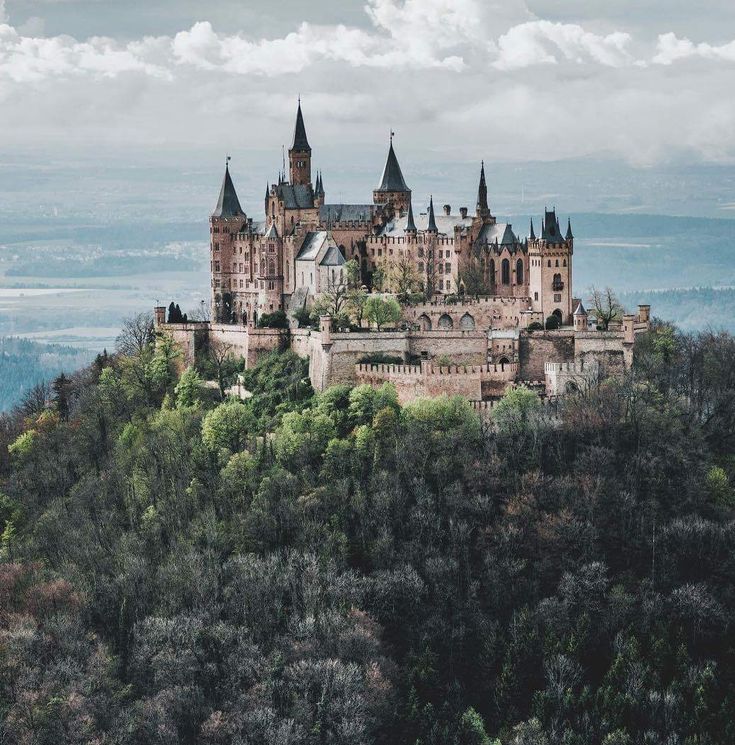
[175,366,203,408]
[202,400,254,452]
[365,295,401,330]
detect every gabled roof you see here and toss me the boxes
[320,245,346,266]
[277,183,314,209]
[291,101,311,152]
[476,222,520,247]
[376,141,410,193]
[264,222,279,239]
[320,203,375,223]
[296,231,328,261]
[211,164,245,218]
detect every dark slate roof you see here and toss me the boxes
[211,165,245,218]
[477,161,489,212]
[529,218,536,240]
[264,222,279,239]
[376,142,410,193]
[405,201,417,232]
[542,209,563,241]
[277,183,314,209]
[319,204,375,223]
[320,245,346,266]
[380,211,472,237]
[566,218,574,240]
[291,101,311,151]
[574,301,587,316]
[427,196,438,232]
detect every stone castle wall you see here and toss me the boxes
[404,296,531,331]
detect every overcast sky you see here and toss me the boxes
[1,0,734,170]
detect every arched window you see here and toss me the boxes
[516,258,524,285]
[501,258,510,285]
[438,313,453,329]
[488,258,495,286]
[418,314,432,331]
[269,260,275,276]
[460,313,475,330]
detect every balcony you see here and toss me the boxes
[552,279,565,291]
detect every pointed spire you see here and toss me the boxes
[318,170,325,196]
[211,160,245,218]
[405,200,417,233]
[427,196,438,232]
[376,136,410,193]
[476,160,489,213]
[265,182,270,201]
[574,300,587,316]
[566,217,574,240]
[291,99,311,152]
[529,218,536,240]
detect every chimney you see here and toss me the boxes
[459,207,468,219]
[443,204,451,216]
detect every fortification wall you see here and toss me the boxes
[156,322,208,369]
[519,331,576,381]
[407,330,487,364]
[574,332,628,375]
[405,296,530,332]
[355,361,517,404]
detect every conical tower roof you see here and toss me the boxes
[427,196,438,232]
[477,161,488,212]
[212,163,245,218]
[405,201,417,232]
[529,218,536,240]
[291,100,311,152]
[376,139,410,193]
[566,217,574,240]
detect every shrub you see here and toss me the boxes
[257,310,289,329]
[527,321,544,332]
[545,314,561,330]
[358,353,404,366]
[292,307,314,329]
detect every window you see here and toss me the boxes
[214,262,220,272]
[534,292,539,301]
[214,242,220,251]
[554,293,561,302]
[516,258,524,284]
[418,247,424,257]
[446,280,451,290]
[438,263,444,274]
[445,262,451,273]
[501,258,510,285]
[563,259,567,266]
[418,262,424,272]
[547,259,551,267]
[555,259,559,267]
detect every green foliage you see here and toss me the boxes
[174,365,203,408]
[527,321,544,332]
[8,429,36,457]
[257,309,289,328]
[292,306,314,328]
[365,295,401,330]
[358,353,404,365]
[545,314,561,330]
[5,332,735,745]
[201,400,254,452]
[492,385,543,433]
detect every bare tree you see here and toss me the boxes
[189,300,211,322]
[389,255,420,303]
[588,286,624,331]
[116,312,155,357]
[207,337,235,400]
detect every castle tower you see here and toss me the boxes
[573,300,588,331]
[373,134,411,215]
[289,100,312,186]
[527,209,574,325]
[476,161,493,221]
[210,160,246,323]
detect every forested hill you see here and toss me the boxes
[2,324,735,744]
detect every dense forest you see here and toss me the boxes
[1,319,735,745]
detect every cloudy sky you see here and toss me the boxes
[1,0,734,220]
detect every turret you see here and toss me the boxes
[476,161,491,219]
[404,201,417,234]
[573,301,588,332]
[211,161,245,219]
[427,196,438,233]
[289,99,312,186]
[373,133,411,214]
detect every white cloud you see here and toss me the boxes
[0,0,734,166]
[493,20,634,70]
[653,32,735,65]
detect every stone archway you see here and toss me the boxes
[418,314,432,331]
[498,356,510,371]
[438,313,454,330]
[459,312,475,330]
[553,308,563,322]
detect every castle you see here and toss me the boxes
[156,101,651,405]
